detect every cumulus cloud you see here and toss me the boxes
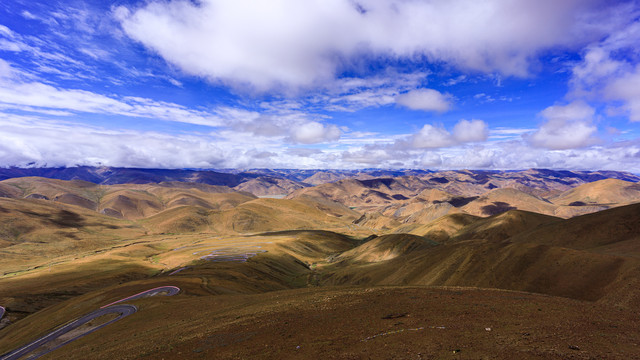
[420,152,443,167]
[452,119,489,143]
[0,114,227,168]
[527,101,600,150]
[605,65,640,121]
[2,111,640,171]
[0,113,338,169]
[289,121,341,144]
[570,18,640,122]
[411,125,455,148]
[409,119,489,149]
[286,148,323,157]
[115,0,625,91]
[396,89,452,112]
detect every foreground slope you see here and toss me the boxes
[5,287,639,360]
[321,204,640,307]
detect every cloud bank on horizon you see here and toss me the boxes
[0,0,639,171]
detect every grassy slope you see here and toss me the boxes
[1,179,640,359]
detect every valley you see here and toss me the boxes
[0,168,639,359]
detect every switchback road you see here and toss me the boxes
[0,305,137,360]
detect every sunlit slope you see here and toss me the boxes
[0,177,105,210]
[101,188,256,220]
[450,210,561,242]
[334,234,438,263]
[0,197,144,271]
[208,197,359,234]
[0,229,359,347]
[351,212,401,230]
[290,173,640,222]
[459,188,556,216]
[232,176,307,196]
[0,177,259,221]
[392,213,481,242]
[551,178,640,206]
[287,177,424,208]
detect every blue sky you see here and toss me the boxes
[1,0,639,171]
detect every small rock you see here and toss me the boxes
[485,327,492,331]
[382,312,408,319]
[568,345,580,351]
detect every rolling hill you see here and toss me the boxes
[1,171,640,359]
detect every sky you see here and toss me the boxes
[0,0,639,171]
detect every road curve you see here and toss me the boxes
[100,285,180,309]
[0,305,137,360]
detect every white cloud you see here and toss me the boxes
[289,121,341,144]
[21,11,39,20]
[420,152,443,167]
[1,112,640,171]
[411,124,455,148]
[286,148,323,157]
[396,89,452,112]
[300,71,428,112]
[569,19,640,122]
[0,25,14,37]
[0,113,332,169]
[604,65,640,121]
[452,119,489,143]
[115,0,627,92]
[527,101,599,150]
[0,114,226,168]
[408,119,489,149]
[0,59,222,126]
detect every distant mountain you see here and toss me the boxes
[0,166,247,186]
[289,170,640,222]
[1,167,639,200]
[0,167,310,196]
[233,176,307,196]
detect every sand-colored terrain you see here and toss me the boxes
[0,174,639,358]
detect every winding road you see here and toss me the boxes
[1,285,180,360]
[100,285,180,308]
[0,305,137,360]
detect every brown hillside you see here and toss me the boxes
[205,197,359,235]
[287,177,425,209]
[451,210,561,243]
[510,202,640,253]
[0,177,104,210]
[551,178,640,206]
[0,178,258,221]
[334,234,438,263]
[5,286,639,360]
[352,212,401,230]
[392,213,481,243]
[233,176,306,196]
[0,197,144,272]
[322,237,637,304]
[99,190,163,220]
[461,187,556,216]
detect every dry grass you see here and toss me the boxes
[1,178,640,359]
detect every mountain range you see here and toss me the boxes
[0,167,639,359]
